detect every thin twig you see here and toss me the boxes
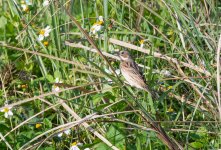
[0,133,13,150]
[216,34,221,120]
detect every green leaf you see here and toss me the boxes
[190,141,203,149]
[0,16,7,28]
[94,143,109,150]
[136,135,142,150]
[92,93,104,105]
[95,103,110,111]
[46,75,54,82]
[197,126,207,137]
[106,124,125,149]
[54,70,62,79]
[43,118,52,128]
[43,147,55,150]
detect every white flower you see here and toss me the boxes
[70,142,82,150]
[98,16,103,22]
[21,0,32,12]
[115,69,121,75]
[90,16,104,35]
[160,69,171,77]
[24,0,32,5]
[70,145,80,150]
[104,68,120,82]
[84,148,90,150]
[52,77,62,92]
[139,40,144,48]
[90,24,103,35]
[64,129,71,135]
[58,128,71,137]
[57,132,63,137]
[37,26,52,41]
[43,0,50,6]
[1,106,13,118]
[104,68,111,74]
[55,77,61,83]
[53,86,60,92]
[21,4,28,11]
[104,68,120,75]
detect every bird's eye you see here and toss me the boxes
[121,51,124,55]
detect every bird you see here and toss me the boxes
[119,50,157,98]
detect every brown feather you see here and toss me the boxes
[119,51,157,98]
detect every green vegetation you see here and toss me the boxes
[0,0,221,149]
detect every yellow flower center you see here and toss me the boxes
[167,86,173,90]
[43,41,49,46]
[21,84,28,88]
[36,123,42,128]
[139,40,144,44]
[71,142,77,146]
[24,7,29,12]
[3,108,9,112]
[39,29,45,35]
[97,21,103,25]
[167,107,174,112]
[93,21,103,26]
[21,1,25,4]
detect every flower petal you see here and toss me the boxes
[25,0,32,5]
[44,32,50,37]
[70,145,80,150]
[55,77,59,83]
[4,113,9,118]
[76,143,83,146]
[43,0,49,6]
[104,68,111,74]
[57,132,63,137]
[52,86,60,92]
[98,16,103,21]
[21,4,28,11]
[115,69,121,75]
[64,129,71,135]
[45,26,50,30]
[8,111,13,116]
[38,35,44,41]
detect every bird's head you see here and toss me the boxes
[119,51,132,62]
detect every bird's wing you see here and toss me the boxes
[130,61,147,83]
[123,61,146,85]
[121,61,157,98]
